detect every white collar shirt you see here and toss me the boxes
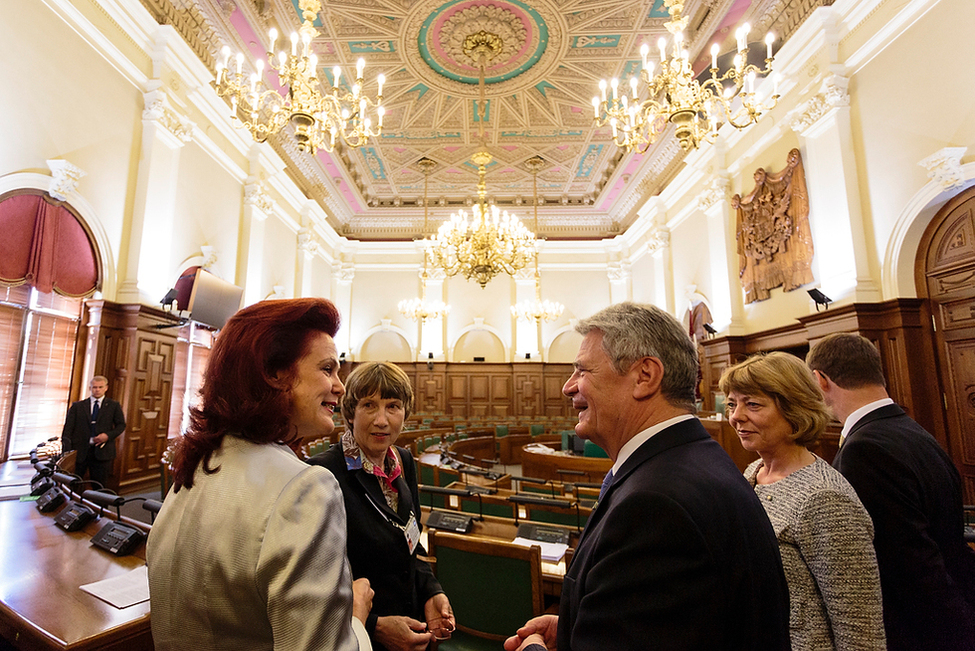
[840,398,894,444]
[610,414,696,476]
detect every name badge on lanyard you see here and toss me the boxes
[404,512,420,554]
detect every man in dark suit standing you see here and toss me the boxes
[808,333,975,651]
[61,375,126,488]
[505,302,790,651]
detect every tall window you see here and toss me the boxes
[0,286,82,460]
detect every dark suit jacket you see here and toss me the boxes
[309,444,443,651]
[834,404,975,651]
[61,397,126,463]
[559,418,791,651]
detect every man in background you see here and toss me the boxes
[505,302,790,651]
[807,333,975,651]
[61,375,126,488]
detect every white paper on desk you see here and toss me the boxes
[511,537,568,562]
[80,565,150,609]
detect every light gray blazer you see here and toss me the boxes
[147,437,369,651]
[745,456,885,651]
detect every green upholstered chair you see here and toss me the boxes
[529,423,545,437]
[428,531,543,650]
[419,462,437,487]
[583,439,609,458]
[438,466,461,487]
[494,424,509,438]
[561,429,572,451]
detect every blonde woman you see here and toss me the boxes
[719,352,884,651]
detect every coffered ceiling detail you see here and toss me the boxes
[142,0,828,240]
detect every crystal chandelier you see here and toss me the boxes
[592,0,779,152]
[511,157,565,322]
[399,158,450,322]
[425,32,537,289]
[213,0,384,154]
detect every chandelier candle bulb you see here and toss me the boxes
[290,32,298,56]
[377,73,385,96]
[641,42,650,69]
[658,37,667,64]
[610,78,618,100]
[711,43,719,69]
[356,58,365,79]
[268,28,277,51]
[765,33,774,59]
[592,96,599,118]
[235,52,243,76]
[599,79,607,102]
[630,77,639,100]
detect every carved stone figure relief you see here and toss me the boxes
[731,148,814,303]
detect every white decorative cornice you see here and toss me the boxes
[380,318,392,332]
[142,88,193,143]
[788,74,850,134]
[200,245,218,269]
[513,267,537,282]
[45,159,86,202]
[697,175,730,212]
[244,181,274,218]
[918,147,968,191]
[297,228,320,260]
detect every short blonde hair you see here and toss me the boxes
[341,362,415,427]
[718,351,829,449]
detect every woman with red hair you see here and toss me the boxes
[148,297,373,651]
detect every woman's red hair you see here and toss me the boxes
[170,297,341,491]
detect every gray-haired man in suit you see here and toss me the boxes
[505,302,790,651]
[61,375,126,488]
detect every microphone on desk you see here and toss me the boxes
[51,472,104,497]
[142,499,163,523]
[30,462,57,496]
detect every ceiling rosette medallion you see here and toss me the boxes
[403,0,566,94]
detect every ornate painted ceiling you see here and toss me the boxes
[144,0,824,240]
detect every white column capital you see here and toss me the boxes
[244,181,274,220]
[142,88,194,146]
[787,74,850,136]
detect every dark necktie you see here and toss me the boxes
[90,399,100,435]
[598,469,615,502]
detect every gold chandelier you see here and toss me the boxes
[425,32,537,289]
[213,0,384,154]
[399,158,451,322]
[511,157,564,322]
[592,0,779,152]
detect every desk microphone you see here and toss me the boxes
[30,462,57,496]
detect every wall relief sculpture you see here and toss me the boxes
[731,148,814,303]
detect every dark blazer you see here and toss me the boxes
[834,404,975,651]
[61,397,126,463]
[309,444,443,650]
[558,418,791,651]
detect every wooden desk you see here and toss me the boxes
[0,461,152,651]
[520,445,612,483]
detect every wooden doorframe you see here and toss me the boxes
[915,185,975,501]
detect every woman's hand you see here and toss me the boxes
[424,593,455,640]
[351,578,373,624]
[374,615,432,651]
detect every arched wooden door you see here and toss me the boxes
[916,186,975,501]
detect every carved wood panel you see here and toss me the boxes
[918,186,975,502]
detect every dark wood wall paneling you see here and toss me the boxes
[362,362,576,419]
[701,299,944,466]
[78,301,182,493]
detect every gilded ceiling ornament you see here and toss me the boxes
[731,148,814,304]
